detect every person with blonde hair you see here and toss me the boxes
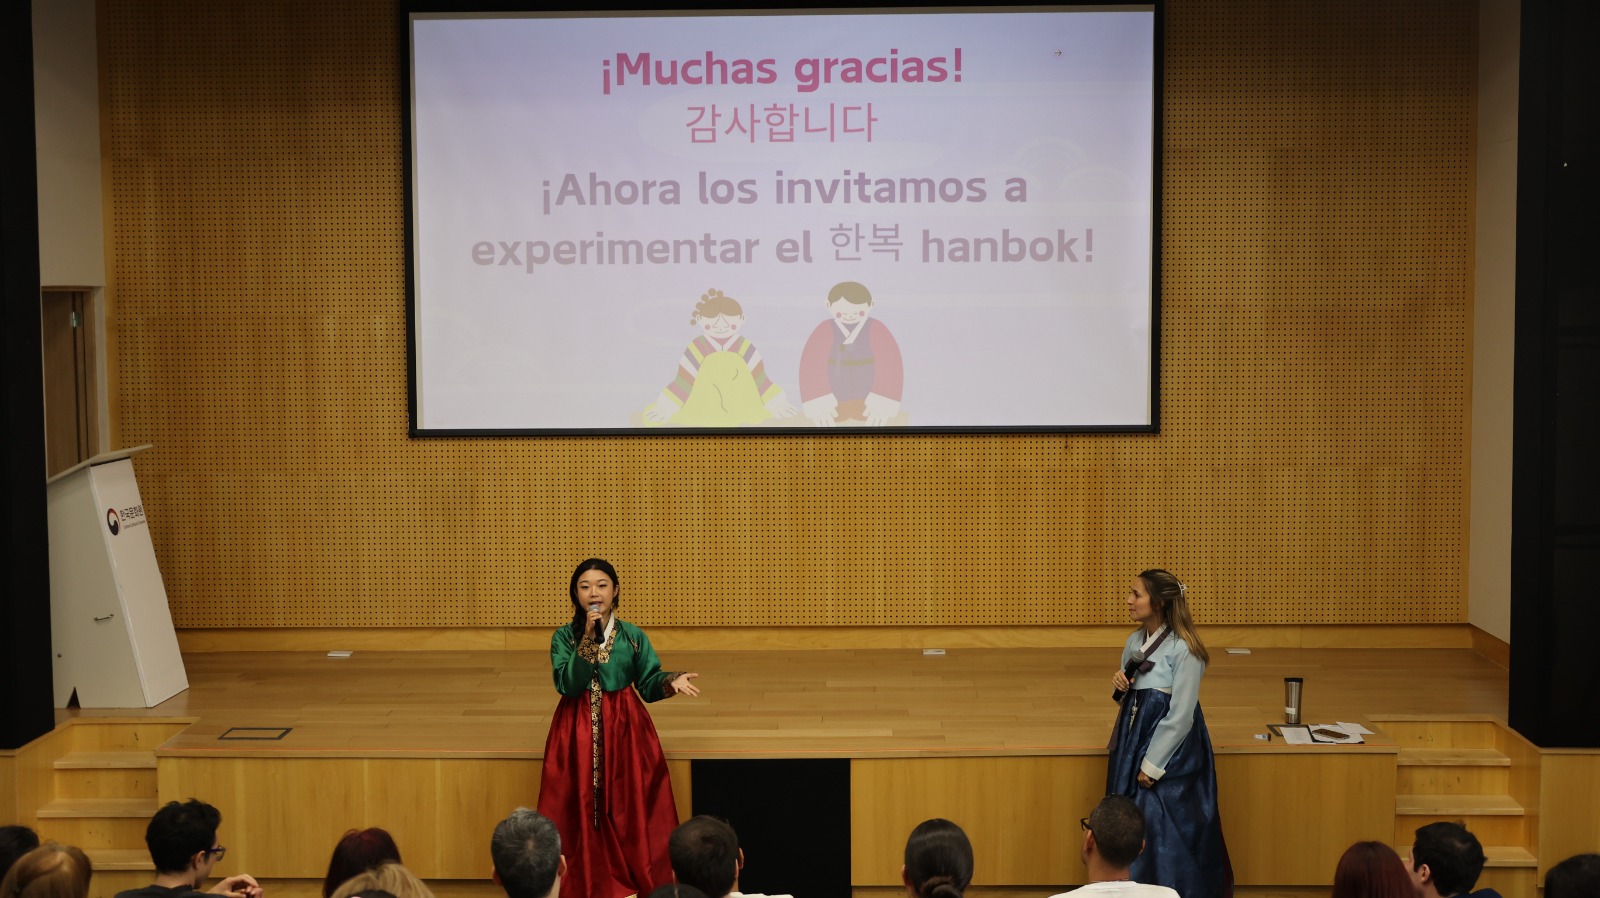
[0,842,92,898]
[328,862,433,898]
[1106,570,1232,898]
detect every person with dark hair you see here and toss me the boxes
[1407,822,1503,898]
[491,808,565,898]
[1545,853,1600,898]
[0,825,41,883]
[668,817,739,898]
[1048,796,1177,898]
[901,818,973,898]
[537,559,701,898]
[666,816,790,898]
[1106,570,1232,898]
[0,841,92,898]
[114,799,264,898]
[1331,842,1416,898]
[323,828,402,898]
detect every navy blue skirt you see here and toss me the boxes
[1106,689,1233,898]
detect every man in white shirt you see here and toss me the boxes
[1048,796,1179,898]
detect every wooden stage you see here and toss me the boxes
[21,645,1592,898]
[76,645,1510,757]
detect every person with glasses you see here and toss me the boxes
[114,799,263,898]
[1048,796,1176,898]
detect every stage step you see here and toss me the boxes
[1396,748,1509,767]
[1484,846,1537,868]
[1371,718,1501,750]
[83,849,154,871]
[54,751,158,770]
[1395,794,1523,816]
[36,798,159,818]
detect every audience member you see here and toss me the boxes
[328,863,431,898]
[902,818,973,898]
[667,816,791,898]
[1408,822,1502,898]
[1048,796,1178,898]
[323,828,403,898]
[1545,853,1600,898]
[490,808,564,898]
[1332,842,1415,898]
[1,826,42,882]
[0,842,92,898]
[114,799,263,898]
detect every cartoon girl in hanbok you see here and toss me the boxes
[643,288,797,426]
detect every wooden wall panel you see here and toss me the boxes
[158,756,541,880]
[102,0,1475,630]
[1215,751,1397,885]
[1538,754,1600,877]
[849,756,1105,887]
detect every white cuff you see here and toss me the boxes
[653,391,680,417]
[863,392,900,419]
[802,394,837,419]
[1140,758,1166,781]
[765,390,791,412]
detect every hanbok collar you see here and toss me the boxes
[601,614,618,643]
[834,317,867,345]
[707,334,739,352]
[1137,624,1170,655]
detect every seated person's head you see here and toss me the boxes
[329,863,432,898]
[1332,841,1416,898]
[1409,822,1487,897]
[1084,795,1145,869]
[668,816,740,898]
[0,842,93,898]
[145,799,223,876]
[323,828,403,898]
[490,808,563,898]
[0,826,42,883]
[1546,853,1600,898]
[902,818,973,898]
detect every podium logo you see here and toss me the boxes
[105,504,146,536]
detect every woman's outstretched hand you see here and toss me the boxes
[671,672,701,697]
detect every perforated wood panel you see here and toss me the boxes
[103,0,1474,630]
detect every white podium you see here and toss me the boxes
[46,445,188,708]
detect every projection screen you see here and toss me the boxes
[406,5,1158,434]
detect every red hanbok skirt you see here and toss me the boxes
[537,686,678,898]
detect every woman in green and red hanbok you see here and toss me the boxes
[537,558,700,898]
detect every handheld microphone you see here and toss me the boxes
[589,603,604,642]
[1112,651,1146,702]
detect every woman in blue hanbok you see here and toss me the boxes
[1107,570,1233,898]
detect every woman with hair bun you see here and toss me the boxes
[538,558,701,898]
[1107,570,1232,898]
[901,818,973,898]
